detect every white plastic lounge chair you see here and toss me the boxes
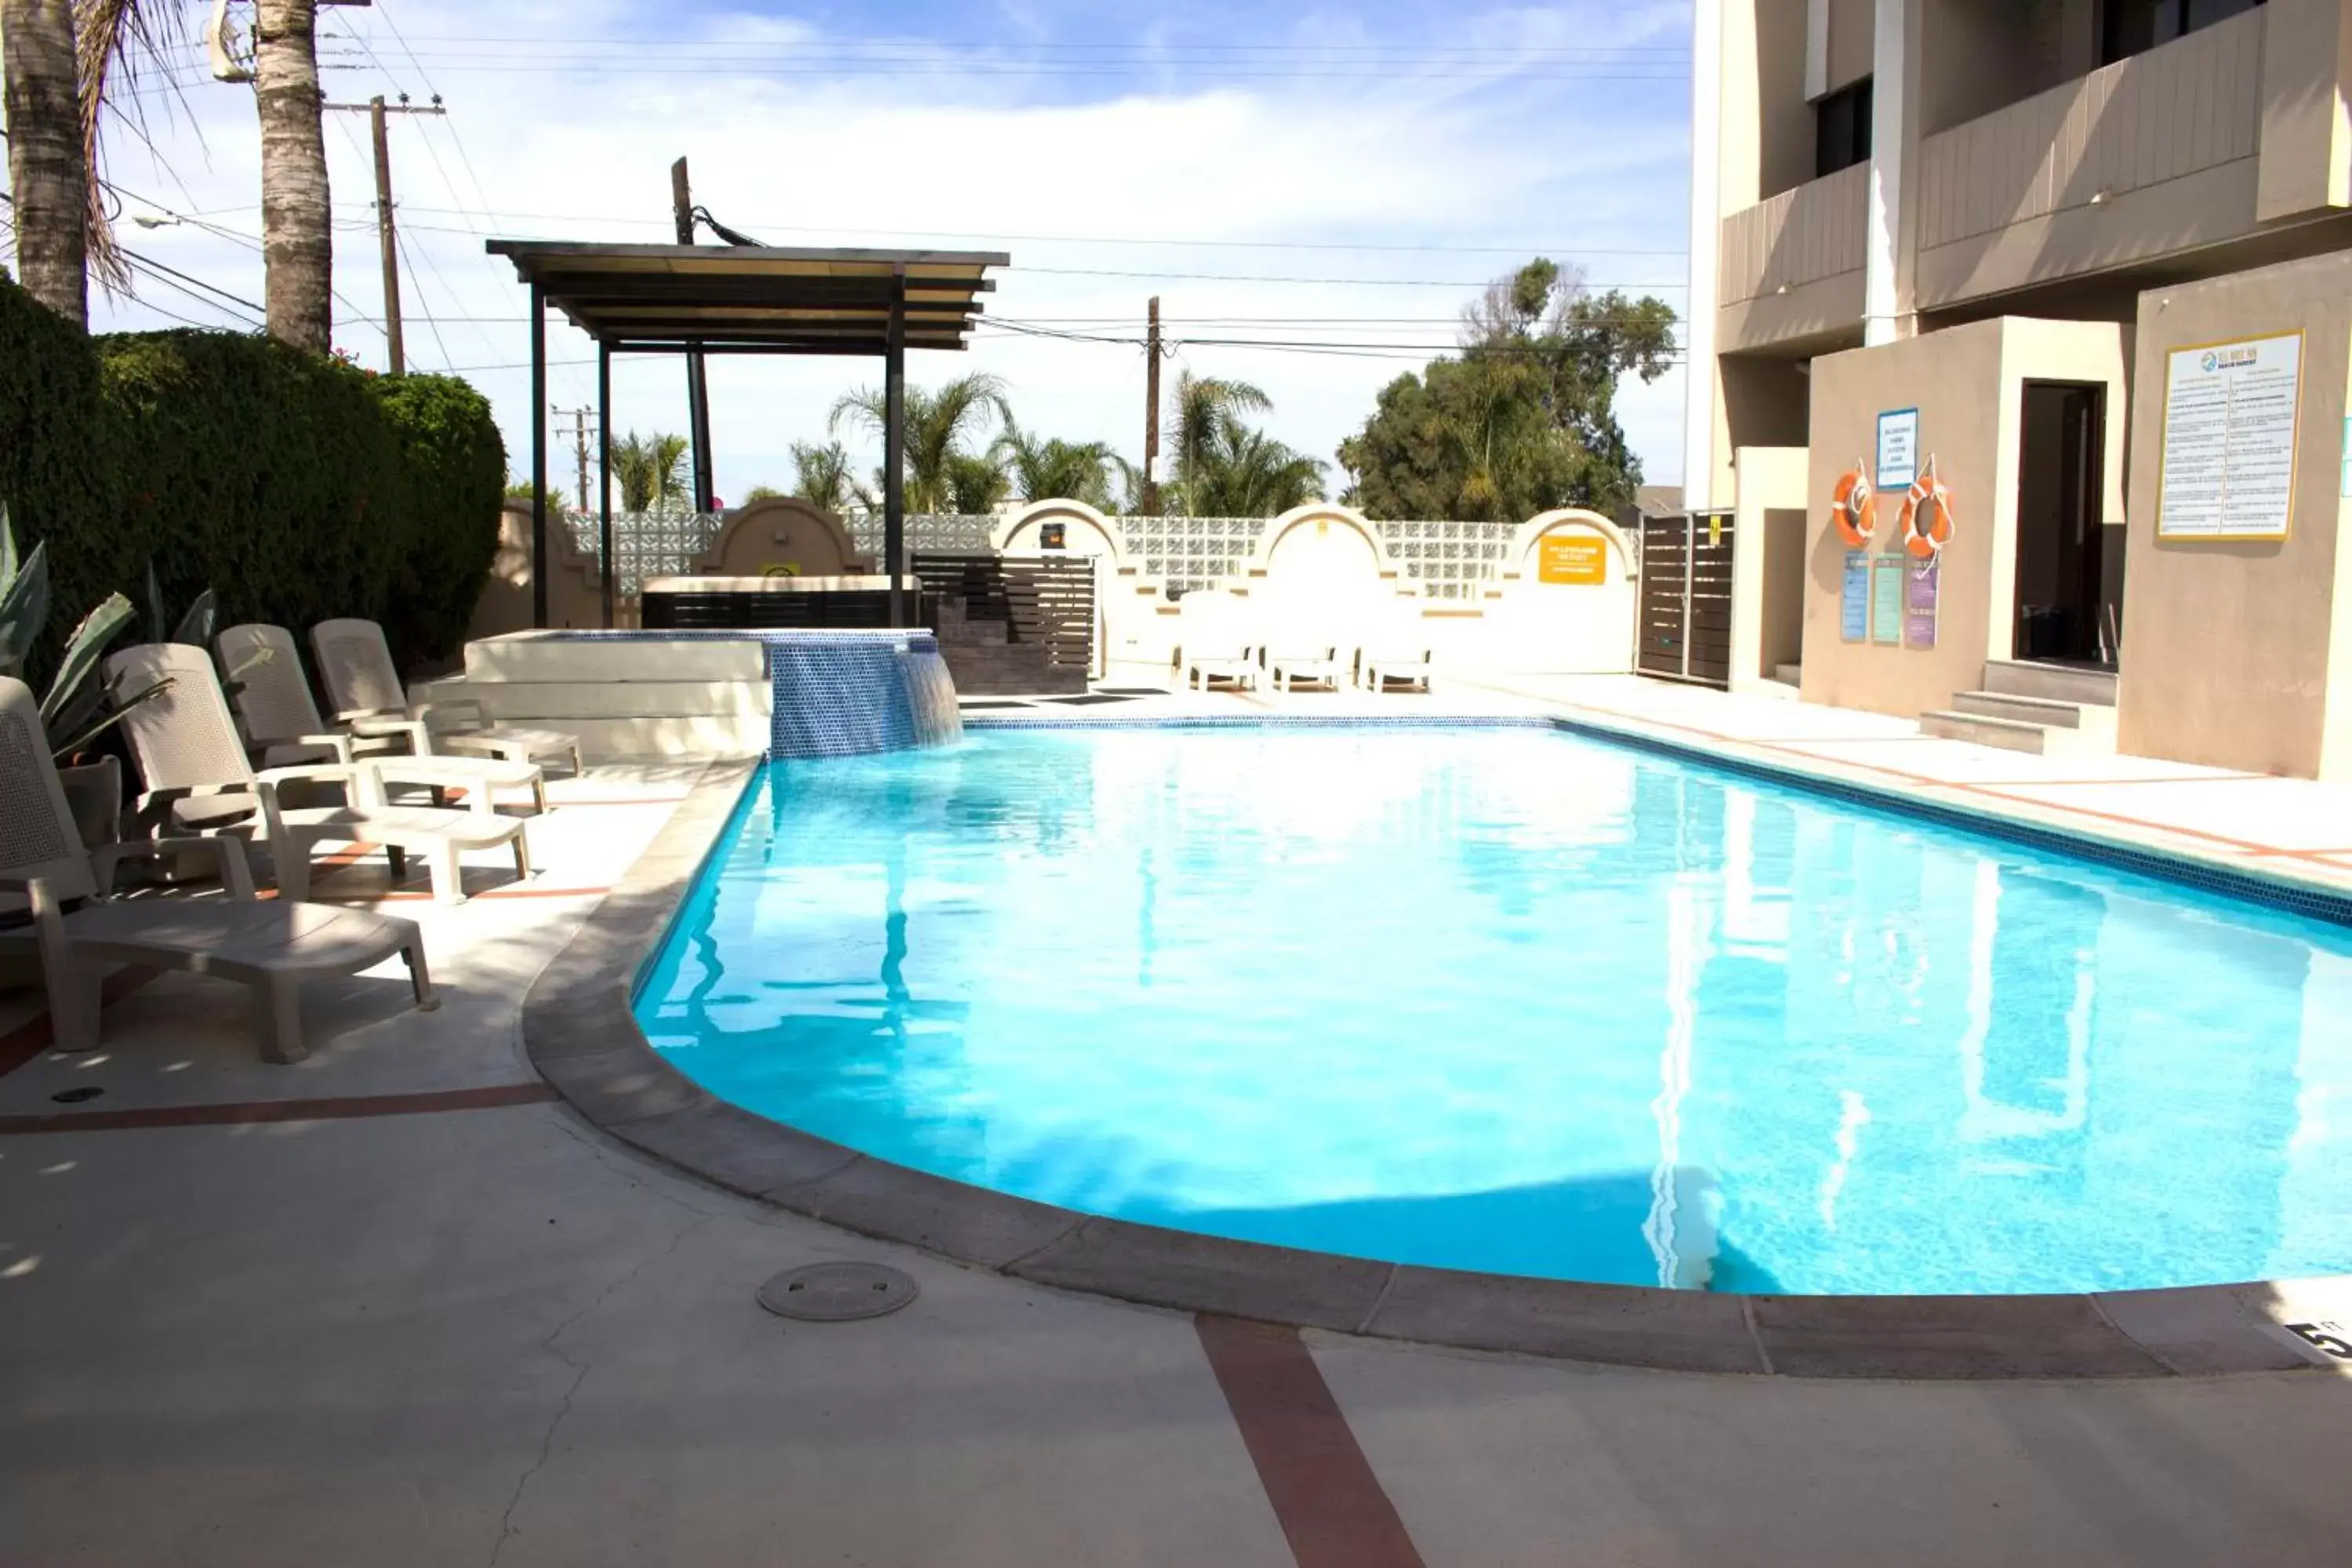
[216,623,547,812]
[310,618,583,778]
[1263,642,1345,691]
[1359,604,1433,693]
[106,644,532,906]
[1178,593,1258,691]
[0,677,435,1063]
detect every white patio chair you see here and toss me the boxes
[1177,592,1258,691]
[310,618,583,778]
[1254,584,1348,692]
[106,644,532,906]
[0,676,435,1063]
[216,623,547,813]
[1359,602,1434,693]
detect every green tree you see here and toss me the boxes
[945,452,1011,514]
[1338,259,1676,521]
[788,440,858,513]
[829,372,1011,514]
[993,419,1116,507]
[1162,371,1324,516]
[607,430,689,512]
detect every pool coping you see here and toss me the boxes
[523,739,2352,1381]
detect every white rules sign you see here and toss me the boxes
[2158,332,2303,540]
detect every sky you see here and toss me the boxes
[19,0,1693,508]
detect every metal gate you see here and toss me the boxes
[1636,512,1734,689]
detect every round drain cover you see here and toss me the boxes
[757,1261,919,1323]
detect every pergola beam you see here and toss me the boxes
[489,239,1006,627]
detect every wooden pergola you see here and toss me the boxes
[487,240,1010,629]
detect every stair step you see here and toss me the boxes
[1919,709,2049,755]
[1772,662,1802,686]
[1981,659,2117,707]
[1951,690,2088,728]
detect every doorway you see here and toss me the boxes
[2013,383,2118,666]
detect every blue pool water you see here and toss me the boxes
[638,727,2352,1295]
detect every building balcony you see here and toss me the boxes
[1913,5,2267,310]
[1715,162,1870,353]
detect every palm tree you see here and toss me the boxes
[1189,428,1327,517]
[946,452,1011,514]
[2,0,89,324]
[789,441,857,514]
[252,1,333,352]
[1167,373,1272,500]
[993,420,1116,507]
[829,372,1011,514]
[1159,372,1324,516]
[608,431,690,513]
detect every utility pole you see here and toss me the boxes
[1143,296,1162,517]
[554,405,598,515]
[671,156,717,514]
[326,93,446,376]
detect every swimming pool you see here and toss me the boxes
[637,725,2352,1296]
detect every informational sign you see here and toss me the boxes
[1871,556,1905,644]
[1840,552,1870,641]
[1040,521,1067,550]
[1904,560,1940,650]
[760,562,801,577]
[1876,408,1919,489]
[2157,331,2303,539]
[1537,533,1607,585]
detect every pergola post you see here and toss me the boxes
[597,340,615,629]
[685,343,716,513]
[884,278,907,629]
[529,281,549,629]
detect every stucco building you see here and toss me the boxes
[1682,0,2352,779]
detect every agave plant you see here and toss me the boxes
[143,561,219,648]
[0,506,165,763]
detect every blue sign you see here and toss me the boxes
[1841,552,1870,641]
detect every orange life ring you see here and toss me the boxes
[1900,456,1955,559]
[1831,463,1876,548]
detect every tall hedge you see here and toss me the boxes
[0,269,505,679]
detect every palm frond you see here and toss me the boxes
[74,0,191,296]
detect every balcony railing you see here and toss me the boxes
[1915,6,2264,256]
[1718,162,1870,307]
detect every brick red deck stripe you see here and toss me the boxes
[1194,1314,1425,1568]
[0,1080,559,1135]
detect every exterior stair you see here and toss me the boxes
[934,596,1086,696]
[1919,660,2118,757]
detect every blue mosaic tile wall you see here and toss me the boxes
[536,629,962,759]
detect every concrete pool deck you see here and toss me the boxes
[5,684,2352,1564]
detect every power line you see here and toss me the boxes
[354,204,1687,257]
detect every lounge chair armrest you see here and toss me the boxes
[91,837,257,901]
[336,707,410,731]
[341,713,433,754]
[295,733,357,764]
[254,764,360,789]
[129,782,259,835]
[410,699,487,731]
[370,760,496,815]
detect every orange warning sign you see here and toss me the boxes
[1537,535,1607,585]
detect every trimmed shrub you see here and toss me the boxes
[0,269,503,677]
[0,273,124,664]
[376,373,505,665]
